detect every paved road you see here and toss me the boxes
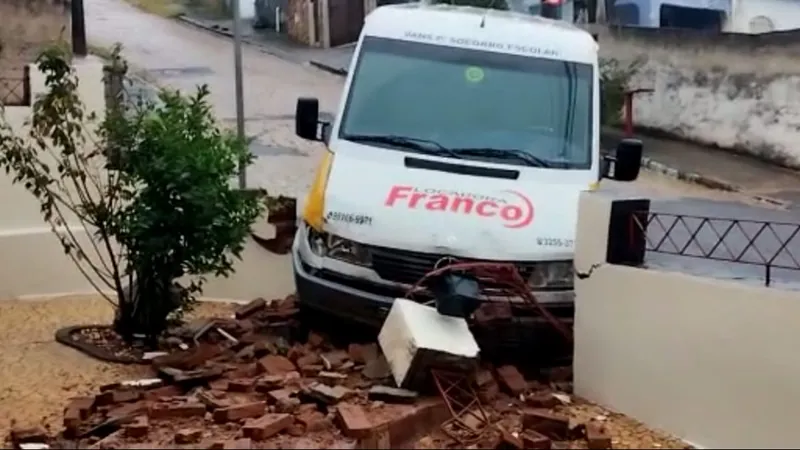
[86,0,800,288]
[87,0,343,199]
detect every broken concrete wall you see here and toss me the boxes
[572,191,800,448]
[599,26,800,168]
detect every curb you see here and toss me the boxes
[175,15,300,64]
[308,60,348,76]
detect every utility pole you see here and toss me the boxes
[71,0,88,57]
[231,0,247,189]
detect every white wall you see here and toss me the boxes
[573,191,800,448]
[600,27,800,168]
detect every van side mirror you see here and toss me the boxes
[603,138,642,182]
[296,97,321,141]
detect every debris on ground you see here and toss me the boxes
[6,294,691,449]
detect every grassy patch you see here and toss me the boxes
[124,0,185,17]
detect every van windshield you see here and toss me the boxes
[338,36,594,169]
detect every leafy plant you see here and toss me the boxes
[0,45,264,344]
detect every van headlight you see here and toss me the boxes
[527,261,574,289]
[307,227,372,267]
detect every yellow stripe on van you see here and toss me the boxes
[303,151,334,231]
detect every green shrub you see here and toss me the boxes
[0,45,264,343]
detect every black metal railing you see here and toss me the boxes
[0,68,31,107]
[631,211,800,286]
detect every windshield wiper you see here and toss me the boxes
[452,148,553,168]
[343,134,462,159]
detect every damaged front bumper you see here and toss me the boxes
[292,227,575,364]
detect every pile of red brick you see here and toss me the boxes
[7,295,613,450]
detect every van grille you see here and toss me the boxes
[366,245,540,289]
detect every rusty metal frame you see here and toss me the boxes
[431,369,491,445]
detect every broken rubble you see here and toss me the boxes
[308,382,353,405]
[175,428,203,444]
[242,413,293,440]
[213,401,267,423]
[522,409,570,440]
[367,385,418,404]
[586,423,612,449]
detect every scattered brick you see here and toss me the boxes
[525,393,562,408]
[257,355,296,375]
[295,352,321,368]
[367,385,418,404]
[336,404,373,438]
[308,382,353,405]
[194,389,231,410]
[356,424,390,449]
[152,343,223,371]
[522,409,570,440]
[175,428,203,444]
[212,401,267,423]
[235,298,267,319]
[242,413,294,440]
[143,384,182,401]
[287,424,305,437]
[362,355,392,380]
[65,396,95,419]
[586,423,612,449]
[320,351,349,370]
[267,389,301,413]
[521,430,552,449]
[108,400,149,419]
[300,364,324,377]
[227,378,255,392]
[296,410,332,432]
[148,402,206,420]
[318,371,348,386]
[123,416,149,439]
[227,363,260,379]
[348,343,378,364]
[254,375,284,393]
[495,429,524,449]
[63,407,82,434]
[474,369,495,387]
[95,389,141,406]
[10,426,48,445]
[495,365,528,395]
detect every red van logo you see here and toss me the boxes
[384,185,534,229]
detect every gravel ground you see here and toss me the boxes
[0,295,237,439]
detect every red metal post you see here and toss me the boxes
[622,88,655,138]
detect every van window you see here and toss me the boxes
[338,36,594,169]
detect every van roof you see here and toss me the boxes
[363,3,598,63]
[376,2,587,33]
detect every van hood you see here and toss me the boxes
[321,152,586,261]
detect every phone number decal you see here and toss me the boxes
[326,211,373,226]
[536,237,574,247]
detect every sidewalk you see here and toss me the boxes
[176,13,800,210]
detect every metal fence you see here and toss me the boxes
[0,67,31,107]
[631,211,800,286]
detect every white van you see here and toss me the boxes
[291,4,642,336]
